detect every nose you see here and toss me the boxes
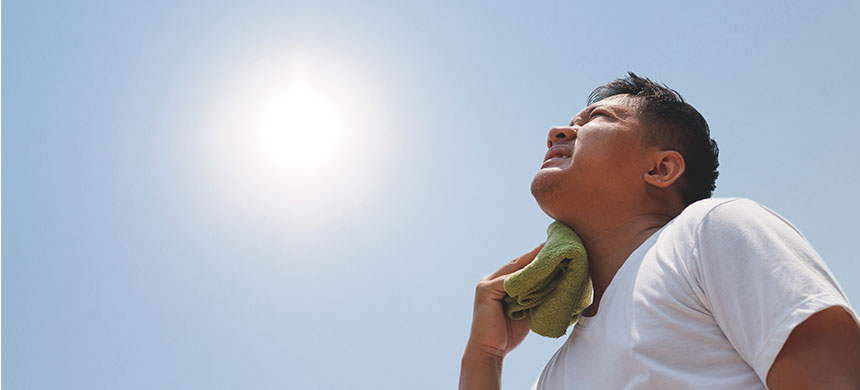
[547,126,577,148]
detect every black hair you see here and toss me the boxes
[587,72,719,206]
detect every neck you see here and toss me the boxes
[571,213,674,317]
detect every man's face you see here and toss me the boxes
[531,94,653,221]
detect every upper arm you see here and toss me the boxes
[766,305,860,389]
[693,199,857,384]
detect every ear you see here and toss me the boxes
[643,150,685,189]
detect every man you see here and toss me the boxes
[460,73,860,389]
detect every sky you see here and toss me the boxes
[3,1,859,389]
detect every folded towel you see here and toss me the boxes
[503,221,592,338]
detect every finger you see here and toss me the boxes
[474,274,510,302]
[487,243,544,280]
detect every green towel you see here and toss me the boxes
[503,221,592,338]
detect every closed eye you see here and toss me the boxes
[589,110,609,120]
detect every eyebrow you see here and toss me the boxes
[569,104,627,126]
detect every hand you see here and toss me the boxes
[465,244,544,359]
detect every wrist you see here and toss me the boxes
[462,343,506,366]
[460,344,504,390]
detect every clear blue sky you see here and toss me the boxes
[3,1,859,389]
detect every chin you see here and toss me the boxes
[531,174,560,219]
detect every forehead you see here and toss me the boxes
[570,94,639,125]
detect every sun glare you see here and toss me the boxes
[200,51,387,227]
[254,79,344,179]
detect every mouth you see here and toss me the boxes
[542,145,572,167]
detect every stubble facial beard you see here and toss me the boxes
[530,170,566,219]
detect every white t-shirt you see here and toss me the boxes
[534,198,858,389]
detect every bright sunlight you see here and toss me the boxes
[199,51,388,227]
[253,75,345,180]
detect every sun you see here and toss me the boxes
[253,78,345,181]
[200,52,387,226]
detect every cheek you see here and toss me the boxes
[569,142,605,170]
[570,145,641,189]
[575,133,637,166]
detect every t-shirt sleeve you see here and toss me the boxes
[691,199,858,385]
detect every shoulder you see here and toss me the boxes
[656,197,811,273]
[671,197,803,240]
[677,197,770,223]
